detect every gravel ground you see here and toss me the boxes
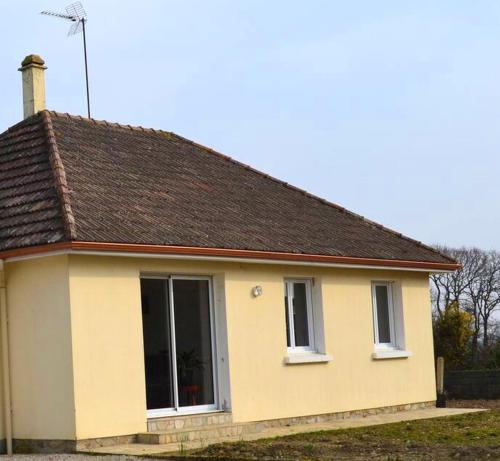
[4,456,141,461]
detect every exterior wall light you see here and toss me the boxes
[252,285,263,297]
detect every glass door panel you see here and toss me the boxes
[173,278,215,408]
[141,278,175,410]
[141,276,216,414]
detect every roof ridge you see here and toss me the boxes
[40,111,77,241]
[48,111,173,136]
[169,132,455,264]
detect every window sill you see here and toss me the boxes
[372,350,412,360]
[284,353,332,365]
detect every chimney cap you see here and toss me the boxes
[19,54,46,70]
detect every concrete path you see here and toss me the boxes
[85,407,484,456]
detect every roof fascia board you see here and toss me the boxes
[0,241,459,273]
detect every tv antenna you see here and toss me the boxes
[41,2,91,118]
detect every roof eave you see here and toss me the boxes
[0,241,460,272]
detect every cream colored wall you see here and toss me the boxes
[0,346,5,445]
[66,255,436,435]
[6,256,76,440]
[225,265,436,421]
[0,263,7,446]
[68,256,148,439]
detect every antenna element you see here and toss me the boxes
[41,2,91,117]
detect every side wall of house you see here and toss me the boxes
[67,255,436,439]
[225,264,436,421]
[0,345,4,452]
[68,255,148,440]
[6,255,76,441]
[0,264,6,452]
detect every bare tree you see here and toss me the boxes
[467,251,500,348]
[430,246,500,364]
[431,247,484,318]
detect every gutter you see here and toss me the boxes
[0,261,12,454]
[0,241,460,273]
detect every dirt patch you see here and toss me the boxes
[197,440,498,460]
[176,409,500,461]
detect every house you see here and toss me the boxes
[0,55,458,453]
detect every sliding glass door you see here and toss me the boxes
[141,276,217,416]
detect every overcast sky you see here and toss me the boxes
[2,1,499,250]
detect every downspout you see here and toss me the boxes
[0,261,12,454]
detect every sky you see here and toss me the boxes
[2,1,500,250]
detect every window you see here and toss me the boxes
[284,279,315,352]
[372,282,397,349]
[371,281,411,359]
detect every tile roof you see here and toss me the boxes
[0,110,454,265]
[0,113,66,250]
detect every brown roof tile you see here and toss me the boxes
[0,110,454,265]
[0,115,66,250]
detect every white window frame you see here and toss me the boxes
[140,274,220,417]
[372,281,397,350]
[284,279,315,353]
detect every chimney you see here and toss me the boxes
[18,55,47,119]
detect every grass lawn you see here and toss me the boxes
[183,406,500,461]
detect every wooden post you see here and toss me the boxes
[436,357,444,394]
[436,356,446,407]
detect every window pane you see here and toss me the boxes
[284,292,291,347]
[375,285,392,343]
[173,279,215,407]
[293,282,310,347]
[141,279,175,410]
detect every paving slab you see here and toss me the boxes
[85,407,485,456]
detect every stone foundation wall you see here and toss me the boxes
[252,400,435,429]
[12,401,436,454]
[13,439,76,454]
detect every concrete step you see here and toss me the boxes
[82,435,247,456]
[147,411,233,432]
[135,435,245,454]
[138,421,264,445]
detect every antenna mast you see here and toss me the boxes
[41,2,91,118]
